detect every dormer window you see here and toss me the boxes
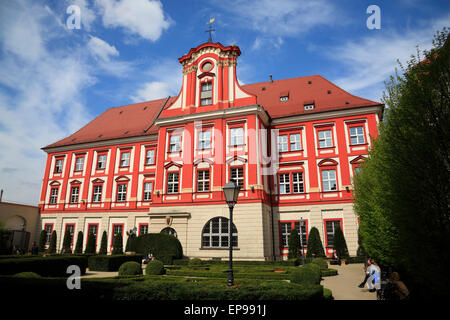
[200,81,212,106]
[280,96,289,102]
[304,104,314,111]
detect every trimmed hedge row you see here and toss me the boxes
[88,254,143,272]
[135,233,183,265]
[0,255,88,277]
[0,275,325,300]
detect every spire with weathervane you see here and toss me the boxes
[205,17,215,43]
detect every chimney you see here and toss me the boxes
[269,75,273,83]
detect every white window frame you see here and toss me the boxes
[277,135,288,152]
[290,133,302,151]
[75,157,84,172]
[92,185,102,203]
[70,186,79,203]
[120,152,130,167]
[292,172,304,193]
[202,217,238,248]
[97,154,106,169]
[279,173,290,194]
[197,170,210,192]
[322,169,337,191]
[230,167,244,189]
[49,187,58,204]
[169,135,182,153]
[116,184,127,202]
[145,149,155,165]
[318,130,333,148]
[198,130,211,149]
[55,159,63,173]
[230,127,244,146]
[350,126,365,145]
[143,182,152,201]
[167,172,179,194]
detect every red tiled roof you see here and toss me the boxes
[43,75,381,150]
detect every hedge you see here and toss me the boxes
[88,254,143,272]
[118,261,142,276]
[0,255,88,277]
[0,276,325,301]
[145,260,165,275]
[135,233,182,265]
[290,263,322,285]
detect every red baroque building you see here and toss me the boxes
[39,42,383,260]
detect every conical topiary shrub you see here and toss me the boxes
[62,230,72,254]
[85,231,96,254]
[333,225,349,260]
[48,230,57,254]
[306,227,325,258]
[288,229,301,259]
[99,231,108,255]
[111,232,123,255]
[38,229,47,252]
[125,231,137,253]
[74,231,83,254]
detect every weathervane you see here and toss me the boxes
[205,17,215,43]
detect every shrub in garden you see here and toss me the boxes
[125,232,138,253]
[62,230,73,254]
[48,231,57,254]
[74,231,83,254]
[118,261,142,276]
[135,233,183,265]
[306,227,325,258]
[311,258,328,270]
[145,260,165,275]
[290,263,321,285]
[88,254,143,272]
[288,229,301,259]
[333,225,349,260]
[99,231,108,255]
[0,256,87,277]
[85,231,96,254]
[38,230,47,253]
[111,233,123,255]
[188,258,202,267]
[13,272,42,278]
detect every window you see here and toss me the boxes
[161,227,177,238]
[44,224,53,243]
[290,133,302,151]
[92,185,102,203]
[49,187,58,204]
[280,96,289,102]
[202,217,237,248]
[167,172,179,194]
[75,157,84,172]
[292,172,304,193]
[280,221,307,248]
[97,154,106,169]
[318,130,333,148]
[70,186,79,203]
[349,126,365,145]
[198,130,211,149]
[325,220,341,248]
[304,104,314,111]
[230,167,244,189]
[197,170,210,192]
[322,169,337,191]
[277,135,288,152]
[279,173,290,194]
[54,159,63,173]
[116,184,127,202]
[120,151,130,167]
[145,149,155,165]
[169,135,182,152]
[139,224,148,236]
[230,127,244,146]
[143,182,152,201]
[200,81,212,106]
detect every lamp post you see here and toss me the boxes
[222,180,240,286]
[299,217,306,265]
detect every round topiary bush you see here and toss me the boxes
[145,260,165,275]
[290,263,322,285]
[118,261,143,276]
[311,257,328,270]
[135,233,183,265]
[13,272,42,278]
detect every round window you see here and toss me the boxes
[202,61,213,72]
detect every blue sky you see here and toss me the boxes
[0,0,449,205]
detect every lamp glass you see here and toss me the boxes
[223,181,240,205]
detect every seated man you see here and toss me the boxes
[142,253,154,264]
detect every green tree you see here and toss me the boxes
[306,227,325,258]
[48,230,57,254]
[333,225,349,260]
[85,231,96,254]
[74,231,83,254]
[354,29,450,298]
[99,231,108,255]
[287,229,301,259]
[111,232,123,255]
[62,230,72,254]
[125,230,137,252]
[38,229,47,253]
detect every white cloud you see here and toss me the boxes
[131,59,181,102]
[95,0,172,41]
[87,35,119,61]
[0,1,96,205]
[325,14,450,102]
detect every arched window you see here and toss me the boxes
[202,217,237,248]
[161,227,177,238]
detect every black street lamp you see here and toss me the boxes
[299,217,306,265]
[222,180,240,286]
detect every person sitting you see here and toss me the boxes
[142,253,154,264]
[392,272,410,300]
[366,259,381,293]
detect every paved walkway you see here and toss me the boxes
[322,263,377,300]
